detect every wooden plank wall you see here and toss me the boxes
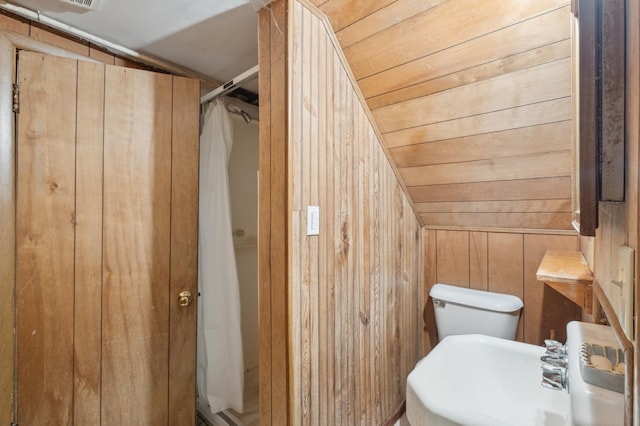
[309,0,574,230]
[289,1,423,423]
[421,228,582,348]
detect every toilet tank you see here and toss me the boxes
[430,283,523,341]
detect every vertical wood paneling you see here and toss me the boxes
[102,67,172,424]
[317,20,331,424]
[369,118,382,424]
[73,60,105,425]
[429,229,582,345]
[332,44,343,426]
[289,2,423,423]
[358,106,371,426]
[435,230,469,286]
[421,229,438,356]
[324,31,336,426]
[168,76,199,426]
[488,233,524,340]
[16,52,77,425]
[469,232,488,291]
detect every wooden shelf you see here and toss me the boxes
[536,250,595,314]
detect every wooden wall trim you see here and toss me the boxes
[258,1,290,424]
[294,0,420,220]
[423,225,577,236]
[381,400,406,426]
[0,33,16,426]
[1,29,101,62]
[629,0,640,419]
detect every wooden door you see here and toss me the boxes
[15,51,199,425]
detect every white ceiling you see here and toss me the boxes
[7,0,260,91]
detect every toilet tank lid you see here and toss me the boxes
[429,283,523,312]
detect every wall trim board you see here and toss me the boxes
[381,399,406,426]
[258,1,290,423]
[423,225,577,236]
[0,32,16,426]
[294,0,420,221]
[2,28,99,62]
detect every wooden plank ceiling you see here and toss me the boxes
[309,0,573,230]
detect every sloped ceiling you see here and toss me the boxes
[310,0,574,230]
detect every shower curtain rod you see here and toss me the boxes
[200,65,259,104]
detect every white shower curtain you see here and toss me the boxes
[197,99,244,414]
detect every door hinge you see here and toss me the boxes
[12,83,19,113]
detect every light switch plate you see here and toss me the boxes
[619,245,635,340]
[307,206,319,236]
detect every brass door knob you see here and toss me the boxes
[178,291,192,307]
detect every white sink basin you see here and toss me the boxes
[406,334,571,426]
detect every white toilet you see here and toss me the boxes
[405,284,526,425]
[429,283,523,341]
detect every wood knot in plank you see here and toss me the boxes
[359,311,369,325]
[340,222,350,256]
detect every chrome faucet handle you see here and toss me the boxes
[540,354,568,368]
[544,339,567,356]
[541,364,568,391]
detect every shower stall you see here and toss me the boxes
[197,93,259,426]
